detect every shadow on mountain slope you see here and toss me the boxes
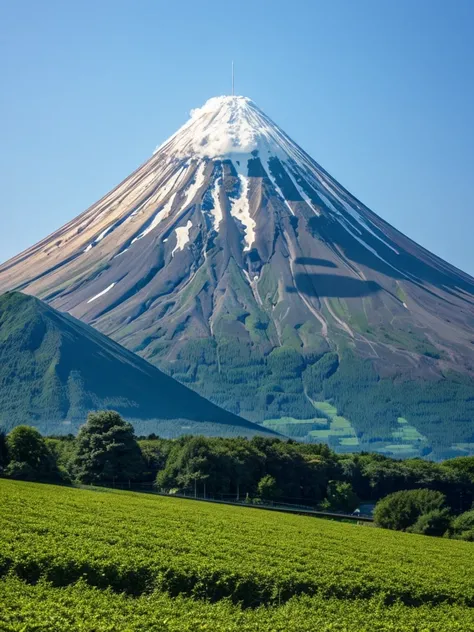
[288,273,381,298]
[294,257,337,268]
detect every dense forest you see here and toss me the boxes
[1,411,473,539]
[162,339,474,458]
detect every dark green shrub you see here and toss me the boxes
[4,460,36,480]
[257,474,280,501]
[374,489,446,531]
[408,509,452,536]
[321,481,360,513]
[451,509,474,541]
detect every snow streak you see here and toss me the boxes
[229,163,255,251]
[87,283,116,304]
[172,220,193,256]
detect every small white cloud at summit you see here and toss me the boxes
[154,95,308,161]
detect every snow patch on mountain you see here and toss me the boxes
[172,220,193,256]
[84,223,117,253]
[135,192,177,242]
[163,97,261,158]
[182,162,207,209]
[87,283,116,303]
[210,174,223,228]
[229,163,255,250]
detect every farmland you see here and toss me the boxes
[1,479,473,631]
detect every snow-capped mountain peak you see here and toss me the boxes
[156,95,309,165]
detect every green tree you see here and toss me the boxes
[45,435,76,481]
[442,456,474,483]
[72,411,144,484]
[321,481,360,513]
[178,468,209,498]
[374,489,446,531]
[257,474,280,501]
[407,508,452,537]
[227,441,264,500]
[156,436,213,493]
[360,457,411,498]
[5,425,56,480]
[139,438,172,482]
[451,509,474,541]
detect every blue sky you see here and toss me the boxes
[1,0,473,274]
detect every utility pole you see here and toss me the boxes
[232,61,234,96]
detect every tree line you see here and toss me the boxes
[1,410,473,540]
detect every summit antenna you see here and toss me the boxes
[232,61,234,96]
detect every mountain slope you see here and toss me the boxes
[0,96,473,458]
[0,291,275,438]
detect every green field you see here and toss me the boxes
[1,479,473,631]
[263,401,360,449]
[308,401,360,449]
[375,417,430,458]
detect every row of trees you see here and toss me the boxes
[374,488,474,540]
[0,412,144,485]
[1,411,473,539]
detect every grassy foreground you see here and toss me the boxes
[0,479,473,631]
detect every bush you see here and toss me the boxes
[451,509,474,541]
[257,475,280,501]
[4,460,36,480]
[374,489,446,532]
[407,509,452,537]
[320,481,360,513]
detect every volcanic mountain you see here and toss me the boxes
[0,291,273,438]
[1,96,473,458]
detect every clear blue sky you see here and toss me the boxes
[1,0,473,274]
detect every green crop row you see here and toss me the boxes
[1,479,474,630]
[1,480,473,608]
[1,576,473,632]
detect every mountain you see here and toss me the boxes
[0,95,473,458]
[0,291,275,438]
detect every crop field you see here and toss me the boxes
[1,479,474,631]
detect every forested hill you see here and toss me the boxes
[0,292,275,438]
